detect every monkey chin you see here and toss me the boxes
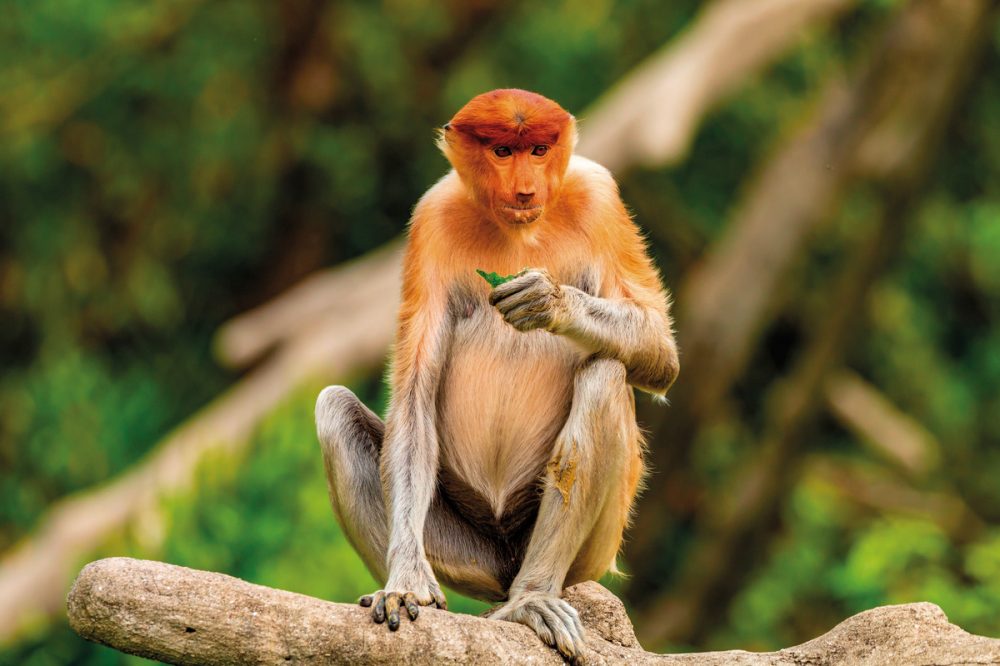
[499,205,544,226]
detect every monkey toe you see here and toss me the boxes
[490,591,585,660]
[362,583,446,631]
[403,592,420,620]
[369,591,387,624]
[385,593,402,630]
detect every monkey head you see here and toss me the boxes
[438,89,577,227]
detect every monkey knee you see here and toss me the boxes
[316,384,353,426]
[575,358,629,411]
[582,357,627,383]
[316,385,364,452]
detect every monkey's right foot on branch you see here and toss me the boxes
[359,582,448,631]
[490,590,586,661]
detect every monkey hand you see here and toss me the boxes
[489,590,586,661]
[488,268,567,333]
[359,563,447,630]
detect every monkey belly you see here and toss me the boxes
[436,317,582,532]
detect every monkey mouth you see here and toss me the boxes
[501,205,543,224]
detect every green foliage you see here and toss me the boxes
[476,268,523,288]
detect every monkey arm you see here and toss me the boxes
[490,268,678,396]
[551,284,679,396]
[556,196,680,396]
[368,231,453,628]
[380,309,451,592]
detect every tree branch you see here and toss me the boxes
[824,369,940,477]
[67,558,1000,665]
[576,0,856,171]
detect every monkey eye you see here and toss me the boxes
[493,146,512,158]
[531,145,549,157]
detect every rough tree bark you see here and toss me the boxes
[67,558,1000,666]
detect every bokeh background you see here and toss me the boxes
[2,0,1000,662]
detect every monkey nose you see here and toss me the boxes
[515,192,535,206]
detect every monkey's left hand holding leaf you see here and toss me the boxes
[316,89,679,662]
[488,268,567,333]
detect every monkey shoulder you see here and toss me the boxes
[561,156,634,240]
[410,171,465,224]
[563,156,625,216]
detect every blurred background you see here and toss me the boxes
[2,0,1000,662]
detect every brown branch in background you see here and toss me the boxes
[577,0,857,171]
[823,370,940,477]
[625,0,995,596]
[822,371,984,538]
[805,456,985,537]
[215,241,403,368]
[629,0,996,645]
[67,558,1000,665]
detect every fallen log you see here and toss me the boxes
[68,558,1000,665]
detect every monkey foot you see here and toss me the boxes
[359,586,447,631]
[490,590,585,661]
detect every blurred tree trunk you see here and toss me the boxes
[577,0,855,169]
[626,0,996,646]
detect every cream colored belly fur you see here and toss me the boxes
[437,309,584,517]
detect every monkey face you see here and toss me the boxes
[437,89,577,228]
[485,144,554,225]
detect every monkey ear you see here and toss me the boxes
[566,115,579,150]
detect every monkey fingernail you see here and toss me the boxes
[404,592,420,620]
[359,595,373,607]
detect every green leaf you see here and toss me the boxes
[476,268,523,288]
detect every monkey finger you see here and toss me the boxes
[489,283,526,306]
[505,305,552,331]
[551,602,584,645]
[500,300,540,320]
[372,592,387,624]
[403,592,420,620]
[494,288,547,314]
[489,272,540,303]
[433,591,448,610]
[385,593,402,631]
[359,594,374,607]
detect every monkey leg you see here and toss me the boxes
[315,386,510,602]
[490,357,641,660]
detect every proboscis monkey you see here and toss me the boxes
[316,89,678,659]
